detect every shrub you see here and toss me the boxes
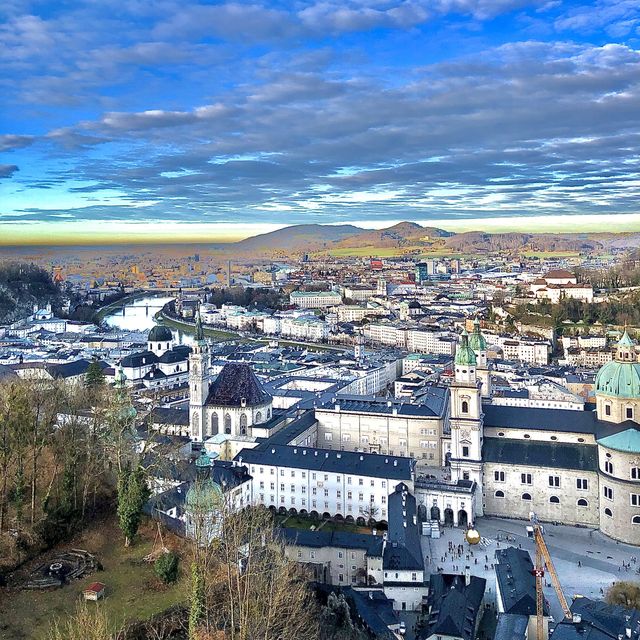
[154,551,179,584]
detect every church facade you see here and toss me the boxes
[189,312,273,442]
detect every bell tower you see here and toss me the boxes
[449,330,484,516]
[469,318,491,399]
[189,308,210,441]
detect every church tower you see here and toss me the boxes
[449,330,484,516]
[189,308,211,441]
[469,318,491,399]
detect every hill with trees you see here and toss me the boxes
[0,262,62,323]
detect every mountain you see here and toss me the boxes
[333,221,452,248]
[229,224,366,253]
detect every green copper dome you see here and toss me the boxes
[595,360,640,398]
[186,478,222,512]
[468,319,487,352]
[455,330,477,366]
[595,331,640,399]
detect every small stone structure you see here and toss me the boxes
[17,549,98,590]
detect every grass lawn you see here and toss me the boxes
[0,516,188,640]
[275,514,373,536]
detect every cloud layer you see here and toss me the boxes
[1,0,640,232]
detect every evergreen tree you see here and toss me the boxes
[154,551,179,584]
[84,358,105,389]
[188,562,206,640]
[116,464,149,546]
[319,592,367,640]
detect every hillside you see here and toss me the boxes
[333,221,451,248]
[0,262,62,323]
[230,224,365,253]
[442,232,604,254]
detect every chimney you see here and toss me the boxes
[572,614,582,624]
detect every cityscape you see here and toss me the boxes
[2,2,640,640]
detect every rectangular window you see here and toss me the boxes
[631,494,640,507]
[462,446,469,457]
[604,486,613,500]
[521,473,532,485]
[494,471,505,482]
[577,478,588,490]
[325,433,332,441]
[549,475,560,488]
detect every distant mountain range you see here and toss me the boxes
[216,221,640,256]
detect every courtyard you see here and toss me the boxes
[421,516,640,623]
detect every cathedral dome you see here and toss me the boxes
[186,478,222,512]
[148,325,173,342]
[595,331,640,399]
[595,360,640,398]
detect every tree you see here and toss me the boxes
[319,592,368,640]
[85,358,105,390]
[189,562,206,640]
[116,464,149,546]
[154,551,179,584]
[606,581,640,609]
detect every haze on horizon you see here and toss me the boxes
[1,0,640,245]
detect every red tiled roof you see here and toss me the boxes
[85,582,105,592]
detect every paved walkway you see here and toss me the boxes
[421,516,640,623]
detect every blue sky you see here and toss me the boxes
[1,0,640,243]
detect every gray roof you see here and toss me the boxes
[551,597,640,640]
[495,547,548,616]
[279,528,383,556]
[423,574,486,640]
[234,445,414,480]
[148,325,173,342]
[494,614,529,640]
[384,483,423,572]
[483,437,597,472]
[483,404,597,434]
[320,388,448,418]
[206,363,271,407]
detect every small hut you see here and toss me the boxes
[83,581,106,601]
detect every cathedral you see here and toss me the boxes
[187,306,640,546]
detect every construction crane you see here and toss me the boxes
[529,512,572,640]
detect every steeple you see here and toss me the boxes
[455,330,477,367]
[194,306,205,344]
[616,328,636,362]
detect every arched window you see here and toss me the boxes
[577,498,588,507]
[604,508,613,518]
[633,516,640,525]
[550,496,560,504]
[461,400,469,414]
[522,493,532,501]
[255,411,262,423]
[240,413,248,435]
[495,490,505,498]
[211,412,219,435]
[224,413,232,434]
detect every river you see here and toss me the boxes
[102,294,194,344]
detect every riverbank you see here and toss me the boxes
[94,290,168,323]
[157,309,349,352]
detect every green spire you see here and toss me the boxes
[114,363,127,389]
[618,328,635,348]
[455,329,477,366]
[194,306,205,343]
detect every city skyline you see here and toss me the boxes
[2,0,640,245]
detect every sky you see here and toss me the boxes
[1,0,640,244]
